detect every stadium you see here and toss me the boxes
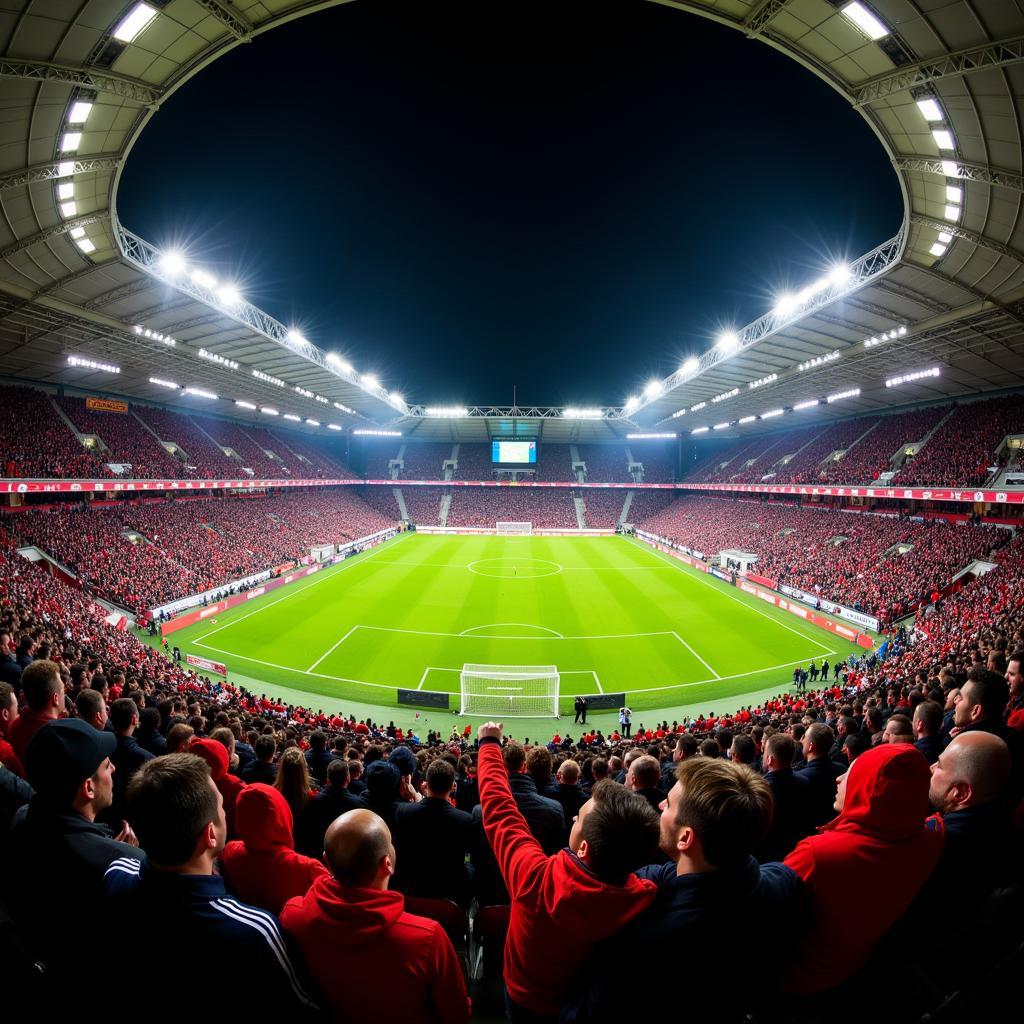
[1,1,1023,1021]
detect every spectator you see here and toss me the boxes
[220,783,328,914]
[165,722,194,754]
[913,701,943,764]
[951,669,1010,741]
[477,722,660,1021]
[661,733,697,791]
[108,696,154,825]
[1007,647,1024,731]
[0,679,24,777]
[75,687,108,732]
[274,747,316,836]
[6,720,140,975]
[242,733,277,784]
[780,745,944,995]
[348,758,367,796]
[281,808,470,1024]
[104,754,318,1018]
[363,758,402,831]
[393,758,475,909]
[304,730,335,787]
[550,759,587,837]
[191,737,245,838]
[297,756,365,857]
[9,659,63,762]
[565,756,804,1023]
[0,759,32,835]
[756,733,812,863]
[136,706,167,755]
[626,754,664,813]
[882,714,913,744]
[796,723,841,826]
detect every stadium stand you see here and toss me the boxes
[362,442,401,480]
[772,417,878,484]
[401,486,446,526]
[132,405,244,478]
[265,430,353,478]
[535,444,575,482]
[453,444,495,480]
[57,397,186,478]
[446,487,576,528]
[400,443,451,480]
[579,490,627,528]
[578,444,628,482]
[191,415,292,477]
[633,445,675,483]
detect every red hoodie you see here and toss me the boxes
[781,743,944,993]
[477,738,657,1015]
[220,784,328,914]
[281,876,469,1024]
[191,738,246,836]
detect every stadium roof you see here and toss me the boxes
[1,0,1023,443]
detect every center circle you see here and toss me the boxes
[466,557,562,579]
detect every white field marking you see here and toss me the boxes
[466,557,562,579]
[353,624,681,642]
[629,537,834,654]
[417,667,431,690]
[671,631,721,679]
[458,622,566,638]
[591,670,604,694]
[191,534,409,644]
[305,625,359,674]
[193,639,830,697]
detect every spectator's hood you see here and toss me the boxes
[234,783,295,851]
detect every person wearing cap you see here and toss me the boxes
[363,758,402,830]
[388,744,422,803]
[4,719,141,975]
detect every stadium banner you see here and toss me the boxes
[581,692,626,711]
[674,482,1024,506]
[151,568,274,618]
[736,580,874,648]
[778,584,880,632]
[710,567,734,584]
[186,654,227,675]
[634,530,710,572]
[86,397,128,413]
[397,688,449,710]
[415,527,614,536]
[746,572,778,590]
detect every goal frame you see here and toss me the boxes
[496,521,532,535]
[459,663,560,717]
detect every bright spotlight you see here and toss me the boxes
[158,250,186,277]
[191,268,216,290]
[717,331,739,352]
[624,396,639,411]
[773,294,797,317]
[216,284,242,307]
[644,379,663,398]
[828,263,852,286]
[362,374,379,389]
[680,357,699,375]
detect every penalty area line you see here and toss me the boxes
[671,632,721,679]
[305,625,359,674]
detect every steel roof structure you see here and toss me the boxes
[1,0,1023,446]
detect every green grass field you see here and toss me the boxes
[168,533,869,731]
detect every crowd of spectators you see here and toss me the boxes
[633,445,675,483]
[402,487,446,526]
[6,490,394,612]
[452,444,494,480]
[533,444,575,482]
[580,489,627,528]
[57,397,186,478]
[577,444,629,482]
[191,415,291,477]
[636,496,1007,621]
[895,395,1024,487]
[131,405,244,478]
[0,386,110,479]
[447,488,577,529]
[771,417,878,484]
[400,443,452,480]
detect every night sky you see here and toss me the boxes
[118,0,903,408]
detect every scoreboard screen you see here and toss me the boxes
[491,440,537,464]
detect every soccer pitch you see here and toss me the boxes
[170,532,867,725]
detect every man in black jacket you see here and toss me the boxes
[393,759,475,908]
[627,755,665,814]
[304,730,336,787]
[796,722,842,827]
[5,720,142,976]
[550,758,587,842]
[107,697,154,826]
[472,740,564,905]
[913,700,943,765]
[241,734,278,784]
[755,733,812,863]
[298,757,365,856]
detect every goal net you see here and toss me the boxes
[459,664,560,717]
[496,521,532,535]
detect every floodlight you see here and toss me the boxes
[915,98,943,122]
[680,357,699,375]
[946,185,962,203]
[287,329,307,347]
[326,352,353,373]
[69,226,86,239]
[361,373,379,389]
[794,399,820,410]
[827,388,861,403]
[712,422,731,430]
[563,408,604,419]
[184,387,217,399]
[306,418,320,426]
[716,331,739,352]
[159,250,186,276]
[898,326,907,335]
[691,426,709,434]
[149,377,178,389]
[624,396,639,411]
[886,367,940,388]
[191,268,216,289]
[59,201,76,218]
[216,284,241,307]
[938,231,952,243]
[761,409,784,419]
[235,400,257,409]
[68,355,119,372]
[284,413,301,422]
[738,415,756,424]
[644,379,663,398]
[841,2,889,40]
[57,182,74,200]
[328,424,342,431]
[828,263,852,286]
[941,160,958,177]
[112,3,158,42]
[68,101,93,125]
[932,129,955,151]
[944,205,961,221]
[261,407,279,416]
[773,294,797,317]
[390,392,404,405]
[60,132,82,153]
[76,238,96,254]
[57,161,75,177]
[929,243,947,257]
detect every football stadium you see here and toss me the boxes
[1,0,1024,1021]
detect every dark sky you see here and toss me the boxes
[118,0,903,408]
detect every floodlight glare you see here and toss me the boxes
[191,268,216,289]
[938,231,953,243]
[113,3,158,42]
[60,132,81,153]
[712,422,731,430]
[57,161,75,177]
[68,101,93,125]
[944,205,961,221]
[793,399,820,410]
[563,408,604,419]
[644,379,663,398]
[716,331,739,352]
[283,413,302,422]
[941,160,959,177]
[59,201,76,218]
[158,250,186,277]
[287,329,307,347]
[946,185,962,203]
[761,409,784,419]
[57,182,74,200]
[390,392,404,405]
[69,226,86,239]
[828,263,852,286]
[841,1,890,40]
[306,418,320,426]
[624,396,639,411]
[738,415,756,424]
[76,238,96,254]
[216,284,242,307]
[916,98,943,122]
[184,387,217,399]
[680,357,699,375]
[361,373,379,389]
[328,423,342,431]
[261,407,279,416]
[773,293,797,317]
[932,129,955,151]
[149,378,178,390]
[235,400,257,409]
[326,352,353,374]
[691,426,709,434]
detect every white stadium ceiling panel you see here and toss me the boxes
[0,0,1021,446]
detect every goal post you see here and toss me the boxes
[459,664,560,717]
[496,521,532,535]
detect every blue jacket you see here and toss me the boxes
[104,859,319,1020]
[561,857,806,1022]
[796,756,843,827]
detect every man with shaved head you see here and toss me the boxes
[281,808,470,1024]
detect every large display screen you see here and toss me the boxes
[491,440,537,464]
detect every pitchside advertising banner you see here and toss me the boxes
[186,654,227,675]
[398,689,450,710]
[777,584,881,632]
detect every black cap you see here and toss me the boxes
[25,719,117,805]
[388,745,417,777]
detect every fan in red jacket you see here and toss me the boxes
[780,743,944,994]
[476,722,660,1020]
[281,808,470,1024]
[190,738,245,837]
[220,784,328,914]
